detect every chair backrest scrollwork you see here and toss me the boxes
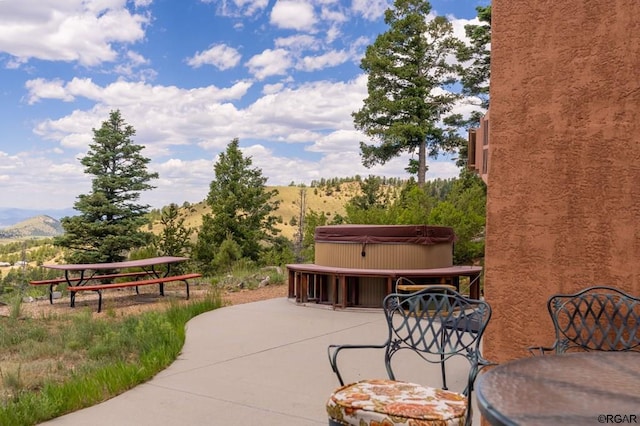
[382,285,491,393]
[548,286,640,353]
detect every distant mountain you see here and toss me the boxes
[0,208,76,228]
[0,215,64,238]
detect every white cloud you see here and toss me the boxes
[324,25,341,44]
[308,129,360,153]
[245,48,292,80]
[320,4,347,24]
[30,74,364,156]
[187,44,242,70]
[27,77,252,106]
[29,79,253,155]
[25,78,76,103]
[113,50,154,79]
[296,49,349,71]
[83,0,128,14]
[149,157,212,204]
[449,16,481,44]
[262,83,285,94]
[0,1,150,66]
[205,0,269,17]
[246,76,367,133]
[0,150,88,209]
[274,34,319,51]
[270,0,316,31]
[125,50,149,66]
[134,0,153,7]
[347,36,371,61]
[351,0,389,21]
[17,71,463,209]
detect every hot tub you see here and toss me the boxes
[314,224,455,270]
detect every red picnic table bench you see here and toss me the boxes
[30,256,202,313]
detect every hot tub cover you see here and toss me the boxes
[314,225,455,245]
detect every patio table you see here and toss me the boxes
[476,351,640,425]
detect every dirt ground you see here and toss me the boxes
[0,282,289,318]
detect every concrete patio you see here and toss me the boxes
[42,297,481,425]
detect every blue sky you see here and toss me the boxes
[0,0,488,210]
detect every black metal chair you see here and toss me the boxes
[528,285,640,355]
[326,286,492,426]
[393,277,461,390]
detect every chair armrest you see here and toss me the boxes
[466,353,498,395]
[527,344,556,356]
[328,343,386,386]
[477,354,498,369]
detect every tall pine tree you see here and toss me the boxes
[456,5,491,128]
[55,110,158,263]
[193,138,280,273]
[353,0,463,185]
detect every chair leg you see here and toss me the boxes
[440,330,448,390]
[440,353,448,390]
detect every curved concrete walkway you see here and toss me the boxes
[41,298,479,425]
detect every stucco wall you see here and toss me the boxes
[485,0,640,362]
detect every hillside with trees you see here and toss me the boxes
[0,0,491,301]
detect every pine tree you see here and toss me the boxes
[457,5,491,116]
[55,110,158,263]
[353,0,464,185]
[154,203,193,258]
[193,138,280,273]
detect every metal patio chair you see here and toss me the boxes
[528,285,640,355]
[393,277,463,390]
[326,286,492,426]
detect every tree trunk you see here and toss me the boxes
[418,139,427,186]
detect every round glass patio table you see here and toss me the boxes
[476,351,640,425]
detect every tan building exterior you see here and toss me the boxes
[468,111,489,183]
[484,0,640,363]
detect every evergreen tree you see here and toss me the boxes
[193,138,280,273]
[428,171,486,263]
[343,175,391,224]
[353,0,464,185]
[387,179,436,224]
[300,210,332,262]
[154,203,193,258]
[447,4,492,153]
[457,5,491,118]
[55,110,158,263]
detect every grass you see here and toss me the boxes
[0,290,223,426]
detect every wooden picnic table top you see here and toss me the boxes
[43,256,189,271]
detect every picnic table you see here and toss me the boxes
[30,256,201,312]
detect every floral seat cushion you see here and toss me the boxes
[326,379,467,426]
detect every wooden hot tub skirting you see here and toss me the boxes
[286,264,483,309]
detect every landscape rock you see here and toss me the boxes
[258,276,270,287]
